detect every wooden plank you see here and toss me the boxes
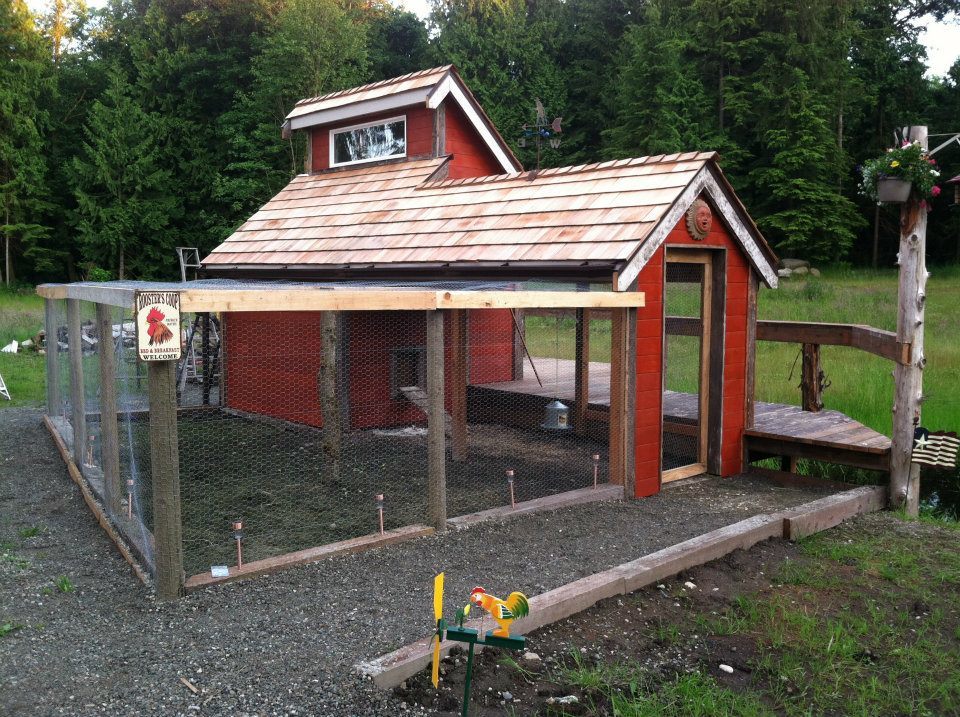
[608,307,627,488]
[782,486,887,540]
[65,283,136,308]
[36,283,67,299]
[744,434,890,472]
[425,310,447,529]
[67,299,86,468]
[665,315,701,336]
[96,304,123,518]
[44,298,60,416]
[623,306,638,498]
[449,309,468,461]
[178,289,647,313]
[149,360,184,600]
[757,320,906,364]
[706,250,725,474]
[745,271,758,430]
[43,415,152,586]
[573,308,589,434]
[184,524,435,592]
[447,485,623,528]
[664,420,698,437]
[662,463,706,483]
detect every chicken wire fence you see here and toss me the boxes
[47,299,619,580]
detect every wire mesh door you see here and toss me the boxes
[663,254,711,480]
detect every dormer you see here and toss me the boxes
[281,66,522,180]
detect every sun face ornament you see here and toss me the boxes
[686,199,713,241]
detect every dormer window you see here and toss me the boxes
[330,116,406,167]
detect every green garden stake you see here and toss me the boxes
[430,575,529,717]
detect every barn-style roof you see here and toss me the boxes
[282,65,521,174]
[204,153,779,288]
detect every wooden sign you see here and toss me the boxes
[135,291,181,361]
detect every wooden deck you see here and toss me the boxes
[478,357,892,472]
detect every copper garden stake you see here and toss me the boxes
[232,519,244,569]
[126,479,134,520]
[592,453,600,489]
[376,494,385,535]
[505,468,515,509]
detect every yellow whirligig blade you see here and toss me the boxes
[431,635,441,688]
[433,572,445,622]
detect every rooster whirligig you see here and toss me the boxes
[470,586,529,637]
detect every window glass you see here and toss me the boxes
[332,118,406,165]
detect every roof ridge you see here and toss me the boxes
[418,151,719,189]
[294,65,453,108]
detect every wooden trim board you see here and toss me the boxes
[184,524,435,592]
[358,484,886,689]
[447,484,624,529]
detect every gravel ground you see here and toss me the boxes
[0,408,841,716]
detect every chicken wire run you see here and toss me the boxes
[39,279,642,594]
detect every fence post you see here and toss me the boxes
[450,309,468,461]
[573,308,589,434]
[67,299,86,467]
[96,304,123,518]
[44,299,60,416]
[800,343,824,412]
[319,311,342,481]
[149,359,184,599]
[426,310,447,529]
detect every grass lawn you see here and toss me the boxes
[0,290,46,408]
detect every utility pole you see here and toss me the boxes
[889,125,927,516]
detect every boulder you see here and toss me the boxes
[777,268,793,278]
[810,267,821,277]
[780,258,810,270]
[792,266,809,276]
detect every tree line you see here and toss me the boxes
[2,0,959,284]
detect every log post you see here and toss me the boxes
[609,307,637,495]
[201,313,212,405]
[44,298,60,416]
[573,308,589,434]
[149,359,184,600]
[890,126,928,516]
[800,343,824,412]
[426,310,447,529]
[319,311,342,481]
[67,299,86,467]
[96,304,123,518]
[450,309,468,461]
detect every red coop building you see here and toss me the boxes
[203,65,778,499]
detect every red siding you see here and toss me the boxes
[633,247,665,498]
[310,106,435,172]
[443,100,503,179]
[223,309,515,430]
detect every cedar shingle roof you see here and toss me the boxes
[203,153,778,287]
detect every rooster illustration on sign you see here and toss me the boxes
[145,306,174,346]
[469,586,529,637]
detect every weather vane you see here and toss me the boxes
[518,98,562,171]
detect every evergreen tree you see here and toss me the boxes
[366,5,430,80]
[0,0,52,285]
[71,71,177,279]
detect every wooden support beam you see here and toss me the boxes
[706,251,725,475]
[573,308,589,434]
[96,304,123,518]
[319,311,342,481]
[449,309,468,461]
[890,126,928,515]
[756,320,908,364]
[425,311,447,530]
[800,343,824,412]
[44,298,60,416]
[608,308,628,490]
[623,307,637,497]
[745,271,759,429]
[149,360,184,600]
[67,299,86,468]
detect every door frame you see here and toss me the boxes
[661,247,725,482]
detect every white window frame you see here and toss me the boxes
[328,115,407,168]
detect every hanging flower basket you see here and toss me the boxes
[876,178,912,204]
[860,141,940,204]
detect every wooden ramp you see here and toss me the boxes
[476,359,891,473]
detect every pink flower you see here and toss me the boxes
[931,185,941,197]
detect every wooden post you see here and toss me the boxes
[96,304,123,518]
[744,271,759,429]
[44,298,60,416]
[800,343,824,412]
[609,307,631,491]
[201,313,212,405]
[890,126,928,516]
[426,310,447,529]
[573,308,589,434]
[319,311,342,481]
[450,309,468,461]
[67,299,86,467]
[149,359,184,600]
[622,307,637,497]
